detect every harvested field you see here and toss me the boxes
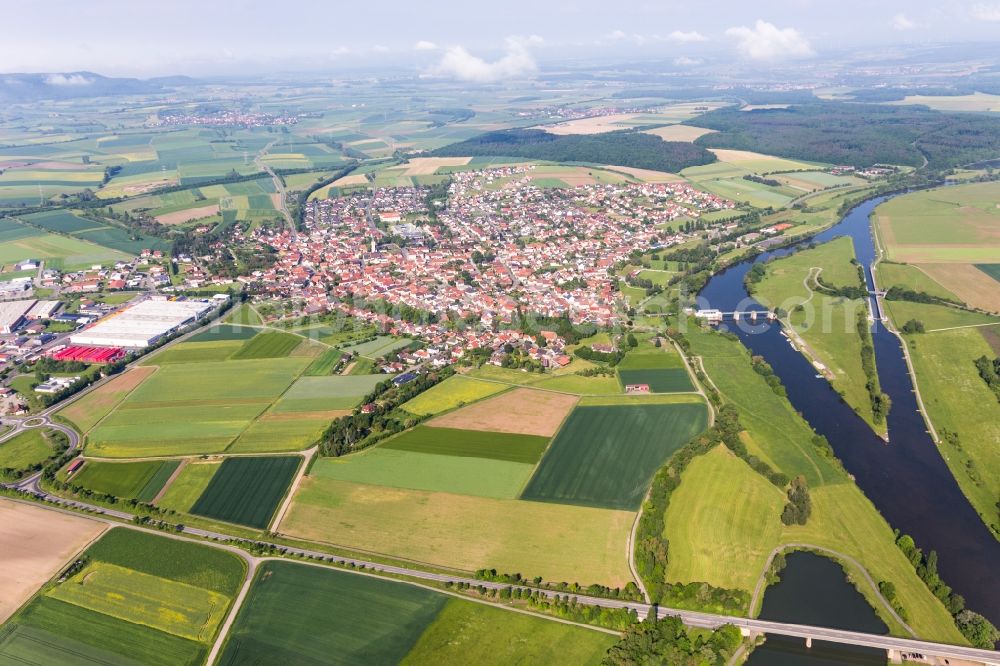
[916,263,1000,312]
[402,156,472,175]
[537,113,644,135]
[382,425,549,463]
[709,149,819,172]
[521,403,708,510]
[190,455,301,528]
[281,477,635,585]
[600,165,683,182]
[643,125,716,142]
[428,387,577,437]
[154,204,219,225]
[56,365,155,433]
[330,173,368,187]
[0,500,106,623]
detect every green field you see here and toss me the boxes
[402,598,615,665]
[976,263,1000,283]
[70,459,180,501]
[754,237,882,433]
[227,414,329,453]
[617,368,694,392]
[532,372,622,394]
[401,375,507,415]
[87,357,310,456]
[219,560,614,665]
[218,561,445,665]
[151,340,245,364]
[304,348,343,375]
[884,300,999,331]
[230,330,302,359]
[875,181,1000,263]
[902,327,1000,533]
[224,304,263,326]
[0,217,131,270]
[271,374,387,412]
[521,402,708,510]
[310,449,535,499]
[341,335,413,358]
[188,324,259,342]
[0,428,53,470]
[381,425,549,463]
[664,446,785,591]
[0,528,245,666]
[156,462,220,513]
[190,455,300,528]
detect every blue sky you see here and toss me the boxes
[2,0,999,76]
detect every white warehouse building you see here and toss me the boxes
[70,299,214,348]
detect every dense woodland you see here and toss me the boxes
[690,103,1000,169]
[431,129,716,173]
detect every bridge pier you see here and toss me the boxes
[886,648,902,664]
[805,636,812,649]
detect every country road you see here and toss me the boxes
[4,491,997,665]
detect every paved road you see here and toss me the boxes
[255,139,295,236]
[4,489,997,664]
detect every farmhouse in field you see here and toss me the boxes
[625,383,650,394]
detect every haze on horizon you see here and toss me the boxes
[2,0,999,79]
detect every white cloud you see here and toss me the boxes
[674,56,702,66]
[890,13,917,30]
[725,20,814,60]
[432,36,541,82]
[971,3,1000,20]
[414,40,438,50]
[328,46,351,58]
[668,30,708,43]
[371,45,390,53]
[45,73,92,86]
[606,29,628,41]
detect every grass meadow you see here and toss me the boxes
[0,429,54,470]
[754,237,882,433]
[684,326,966,643]
[309,449,535,499]
[902,327,1000,533]
[281,476,635,585]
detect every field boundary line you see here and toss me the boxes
[75,365,161,437]
[925,321,1000,333]
[269,447,316,531]
[151,458,188,504]
[750,543,916,639]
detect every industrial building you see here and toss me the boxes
[69,299,214,348]
[0,299,37,334]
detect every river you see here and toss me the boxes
[696,195,1000,627]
